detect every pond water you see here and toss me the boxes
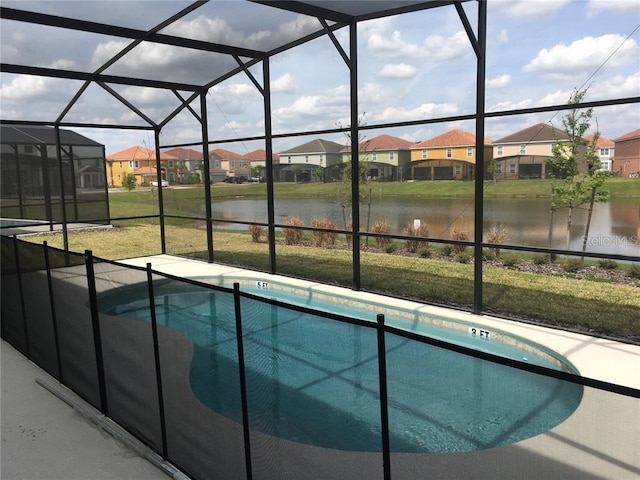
[209,196,640,257]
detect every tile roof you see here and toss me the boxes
[279,138,345,155]
[342,134,414,152]
[614,128,640,141]
[493,123,569,144]
[209,148,244,160]
[163,147,202,160]
[412,129,492,148]
[242,149,280,161]
[108,145,177,160]
[585,135,615,147]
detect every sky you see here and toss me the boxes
[1,0,639,156]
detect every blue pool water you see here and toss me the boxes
[100,279,583,453]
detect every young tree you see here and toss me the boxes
[122,173,137,192]
[546,88,608,256]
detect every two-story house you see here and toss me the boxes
[491,123,571,180]
[210,148,250,182]
[276,139,344,182]
[106,145,178,187]
[612,128,640,177]
[341,134,414,182]
[242,149,280,181]
[163,147,203,183]
[410,129,492,180]
[585,135,615,172]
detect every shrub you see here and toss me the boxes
[312,219,338,247]
[248,224,263,243]
[533,254,549,265]
[450,227,469,253]
[385,243,397,254]
[372,221,391,249]
[482,250,495,261]
[485,227,508,257]
[598,259,618,270]
[283,217,304,245]
[457,252,471,263]
[502,255,518,267]
[404,222,429,253]
[563,258,583,273]
[441,245,454,256]
[345,221,353,244]
[419,247,432,258]
[629,264,640,279]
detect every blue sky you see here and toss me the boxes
[1,0,638,155]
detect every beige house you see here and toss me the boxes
[342,134,414,182]
[491,123,570,180]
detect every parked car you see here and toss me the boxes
[150,180,169,187]
[223,176,247,184]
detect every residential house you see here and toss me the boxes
[612,128,640,177]
[585,135,615,172]
[107,145,178,187]
[491,123,570,180]
[210,148,250,182]
[410,129,492,180]
[341,134,414,182]
[242,149,280,181]
[163,147,203,183]
[277,139,344,182]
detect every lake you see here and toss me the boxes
[210,196,640,257]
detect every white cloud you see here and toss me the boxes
[487,99,533,113]
[378,63,417,79]
[523,34,639,79]
[586,0,639,17]
[373,103,458,122]
[591,71,640,98]
[496,29,509,45]
[368,29,471,60]
[539,89,574,106]
[271,73,296,93]
[1,75,56,100]
[491,0,569,18]
[487,74,511,88]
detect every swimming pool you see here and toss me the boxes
[100,277,583,453]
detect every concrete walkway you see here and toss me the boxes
[1,341,178,480]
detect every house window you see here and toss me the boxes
[600,148,610,156]
[119,161,122,168]
[305,155,309,163]
[519,144,526,155]
[446,148,452,158]
[372,152,377,161]
[128,160,139,169]
[390,151,395,161]
[509,163,516,174]
[319,154,323,164]
[421,149,427,159]
[455,165,461,175]
[168,160,174,168]
[467,147,473,157]
[600,160,611,171]
[24,145,34,154]
[495,164,502,173]
[231,161,235,167]
[288,156,291,163]
[497,145,503,156]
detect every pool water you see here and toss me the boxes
[100,281,583,453]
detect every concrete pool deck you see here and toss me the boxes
[2,254,638,479]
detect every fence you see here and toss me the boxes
[2,236,638,480]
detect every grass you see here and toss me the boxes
[25,224,640,342]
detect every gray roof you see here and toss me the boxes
[1,125,103,146]
[494,123,569,144]
[279,138,345,155]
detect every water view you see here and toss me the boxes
[210,196,640,257]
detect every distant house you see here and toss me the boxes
[107,146,178,186]
[210,148,250,181]
[612,128,640,177]
[491,123,570,180]
[584,135,615,172]
[242,149,280,181]
[342,134,414,182]
[410,129,492,180]
[163,147,203,183]
[277,139,344,182]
